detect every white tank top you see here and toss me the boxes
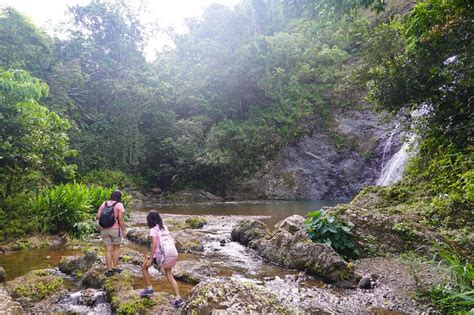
[153,226,178,258]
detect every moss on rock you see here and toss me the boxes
[185,217,207,229]
[6,269,65,302]
[103,270,175,314]
[185,278,290,314]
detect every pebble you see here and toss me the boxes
[358,276,372,289]
[0,286,23,313]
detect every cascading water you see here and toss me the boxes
[376,133,417,186]
[376,106,429,186]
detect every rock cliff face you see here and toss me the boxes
[228,107,404,201]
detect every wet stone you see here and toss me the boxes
[173,260,218,284]
[358,276,372,289]
[58,251,99,276]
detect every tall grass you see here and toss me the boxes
[420,245,474,313]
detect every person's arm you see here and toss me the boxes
[118,208,126,237]
[149,235,158,265]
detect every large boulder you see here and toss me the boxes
[58,251,99,276]
[127,227,150,246]
[103,270,177,314]
[230,219,269,247]
[6,269,65,303]
[82,261,142,289]
[173,260,218,284]
[232,218,353,283]
[174,230,205,253]
[81,263,107,288]
[184,278,290,314]
[274,214,306,234]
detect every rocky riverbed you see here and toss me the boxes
[0,204,453,314]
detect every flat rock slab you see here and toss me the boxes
[173,260,218,284]
[184,277,290,314]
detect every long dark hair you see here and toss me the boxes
[147,210,164,230]
[110,190,122,202]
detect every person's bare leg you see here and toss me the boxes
[142,261,152,287]
[164,268,180,298]
[112,244,120,268]
[105,244,113,271]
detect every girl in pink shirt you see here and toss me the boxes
[139,210,183,307]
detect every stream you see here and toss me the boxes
[0,200,412,314]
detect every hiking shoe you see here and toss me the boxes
[139,288,154,298]
[112,268,123,274]
[105,270,115,277]
[172,298,185,307]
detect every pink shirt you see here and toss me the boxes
[98,200,125,229]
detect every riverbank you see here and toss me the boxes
[0,200,459,314]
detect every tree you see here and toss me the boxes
[0,68,75,196]
[0,8,53,77]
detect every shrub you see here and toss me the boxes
[305,209,358,258]
[31,183,93,237]
[0,192,36,240]
[30,183,129,238]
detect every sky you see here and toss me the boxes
[0,0,239,60]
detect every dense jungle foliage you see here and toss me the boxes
[0,0,471,239]
[0,0,373,197]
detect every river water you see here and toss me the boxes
[138,199,339,226]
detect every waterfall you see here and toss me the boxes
[375,106,429,186]
[376,133,417,186]
[379,122,399,165]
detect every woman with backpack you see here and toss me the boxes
[139,210,184,307]
[96,190,126,277]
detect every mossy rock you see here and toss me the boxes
[104,270,175,314]
[6,269,65,302]
[174,230,205,253]
[58,251,99,276]
[230,220,270,247]
[185,217,207,229]
[185,278,290,314]
[175,238,204,253]
[104,270,135,297]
